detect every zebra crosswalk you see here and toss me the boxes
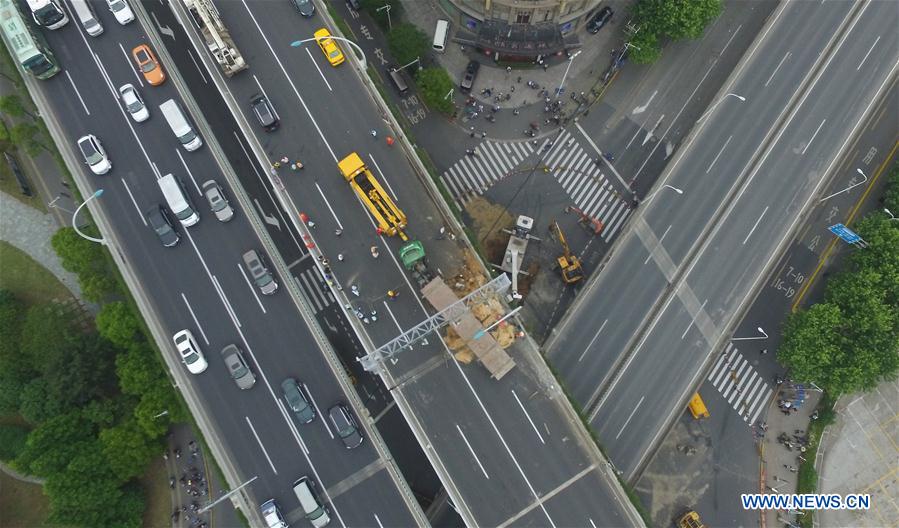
[707,343,774,424]
[539,130,631,241]
[293,266,336,314]
[440,140,535,209]
[439,130,632,242]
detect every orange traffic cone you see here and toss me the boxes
[386,136,395,146]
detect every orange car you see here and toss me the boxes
[132,44,165,86]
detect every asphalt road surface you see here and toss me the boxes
[28,3,422,525]
[142,1,640,525]
[547,0,898,479]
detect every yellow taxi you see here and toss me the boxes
[132,44,165,86]
[313,28,345,67]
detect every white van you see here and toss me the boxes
[159,99,203,152]
[293,477,330,527]
[70,0,103,36]
[25,0,68,29]
[158,174,199,227]
[432,19,449,53]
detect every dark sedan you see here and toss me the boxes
[587,6,613,33]
[460,60,479,92]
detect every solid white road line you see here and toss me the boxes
[857,35,880,71]
[765,51,792,87]
[93,52,115,95]
[368,154,398,201]
[706,135,733,174]
[237,263,267,314]
[801,119,827,155]
[614,395,645,440]
[212,275,241,328]
[315,182,343,229]
[304,47,334,92]
[373,513,385,528]
[252,74,282,121]
[304,383,333,439]
[743,206,769,245]
[680,299,708,339]
[245,416,278,474]
[176,149,202,195]
[180,292,210,345]
[118,43,143,87]
[577,319,608,363]
[64,72,90,115]
[120,179,146,225]
[187,49,208,84]
[511,390,546,444]
[644,225,672,265]
[456,425,489,479]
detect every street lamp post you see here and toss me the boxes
[290,36,366,69]
[556,50,582,98]
[376,4,392,30]
[883,208,899,221]
[395,56,421,73]
[731,327,768,341]
[641,184,684,206]
[73,189,107,246]
[818,168,868,202]
[198,476,258,515]
[697,93,746,123]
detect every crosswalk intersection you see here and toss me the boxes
[439,130,632,242]
[293,266,335,314]
[707,343,774,424]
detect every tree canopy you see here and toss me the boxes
[386,23,429,71]
[416,67,455,115]
[778,165,899,395]
[629,0,723,64]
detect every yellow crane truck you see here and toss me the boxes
[338,152,408,240]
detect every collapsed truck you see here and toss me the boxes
[338,152,408,240]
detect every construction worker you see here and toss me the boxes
[387,290,398,300]
[370,246,379,258]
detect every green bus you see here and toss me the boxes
[0,0,60,79]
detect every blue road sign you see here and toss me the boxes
[828,223,861,244]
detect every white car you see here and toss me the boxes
[105,0,134,25]
[173,329,207,374]
[76,134,111,175]
[119,84,149,122]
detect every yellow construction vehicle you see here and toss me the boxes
[338,152,408,240]
[549,220,583,284]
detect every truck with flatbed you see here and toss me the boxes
[338,152,408,240]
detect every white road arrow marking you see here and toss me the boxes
[632,90,657,115]
[152,13,175,39]
[254,198,281,230]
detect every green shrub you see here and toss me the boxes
[415,67,454,115]
[386,23,429,68]
[0,423,29,462]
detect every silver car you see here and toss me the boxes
[281,378,315,423]
[221,344,255,389]
[243,249,278,295]
[202,180,234,222]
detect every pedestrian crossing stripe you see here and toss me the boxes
[707,343,774,424]
[440,131,632,243]
[293,267,335,314]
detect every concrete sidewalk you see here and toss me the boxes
[758,384,822,528]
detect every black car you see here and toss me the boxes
[328,403,363,449]
[460,60,479,92]
[145,204,180,247]
[587,6,613,34]
[345,0,361,10]
[250,94,279,132]
[289,0,315,17]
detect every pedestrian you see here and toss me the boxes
[322,258,330,267]
[280,156,289,164]
[335,228,343,236]
[338,253,344,261]
[511,85,515,93]
[760,348,768,355]
[513,108,520,116]
[371,129,377,137]
[506,66,512,75]
[469,126,475,138]
[272,161,281,169]
[543,63,548,71]
[387,290,398,300]
[481,131,487,139]
[370,246,379,258]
